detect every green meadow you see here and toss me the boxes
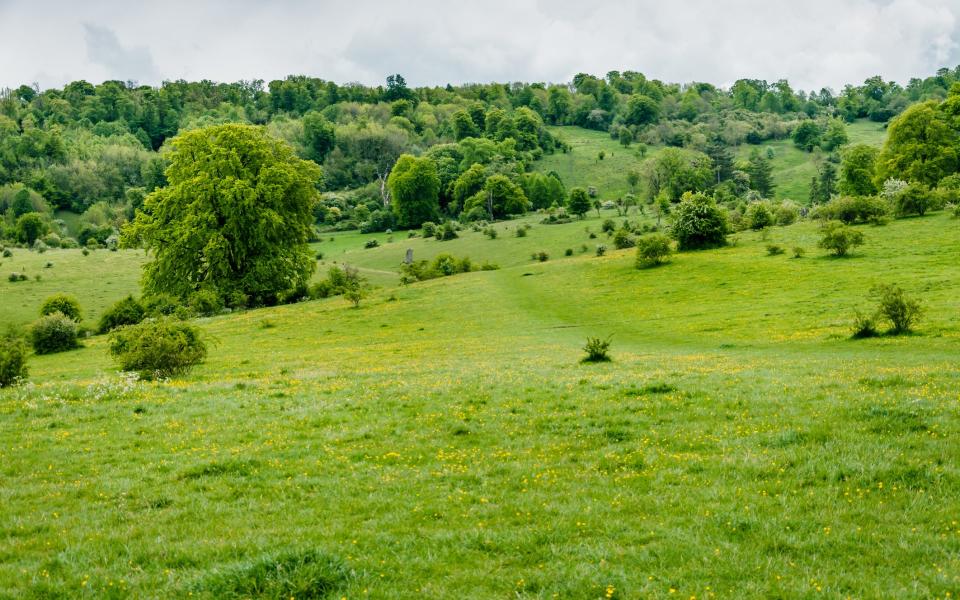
[2,204,960,598]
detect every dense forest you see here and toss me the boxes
[3,66,960,249]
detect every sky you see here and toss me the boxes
[2,0,960,92]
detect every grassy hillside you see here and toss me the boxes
[2,210,960,598]
[539,119,888,205]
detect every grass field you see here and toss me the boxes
[540,119,887,206]
[2,207,960,598]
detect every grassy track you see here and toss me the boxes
[2,209,959,598]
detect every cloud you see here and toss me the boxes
[0,0,958,91]
[83,23,158,84]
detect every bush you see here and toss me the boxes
[564,248,574,256]
[436,221,458,241]
[792,246,806,258]
[1,248,11,258]
[189,289,225,316]
[766,244,785,256]
[30,312,79,355]
[142,293,182,317]
[581,336,612,363]
[813,196,889,224]
[0,328,28,387]
[515,226,527,238]
[483,227,498,239]
[532,251,549,262]
[670,192,728,250]
[601,219,616,234]
[850,310,879,339]
[364,239,380,249]
[108,318,207,379]
[40,294,82,321]
[612,228,635,249]
[8,272,26,282]
[893,183,934,217]
[775,202,799,226]
[635,233,672,267]
[872,283,922,334]
[746,202,773,230]
[818,221,864,257]
[596,244,607,257]
[420,221,437,238]
[98,295,146,334]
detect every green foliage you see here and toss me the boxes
[669,192,728,250]
[40,294,82,321]
[108,318,207,379]
[872,283,923,334]
[568,187,591,218]
[876,101,958,187]
[420,222,437,238]
[893,182,934,217]
[98,295,146,334]
[766,244,785,256]
[635,233,672,267]
[0,327,28,387]
[189,289,225,317]
[400,253,476,284]
[813,195,889,224]
[642,147,713,202]
[388,154,440,228]
[581,336,612,363]
[195,549,351,600]
[309,264,368,304]
[611,228,635,249]
[839,144,880,196]
[30,312,79,355]
[818,221,865,256]
[464,174,529,219]
[624,94,660,126]
[792,120,822,152]
[850,310,879,339]
[16,213,48,245]
[125,124,319,307]
[746,202,774,230]
[436,221,459,241]
[792,246,806,258]
[301,111,336,163]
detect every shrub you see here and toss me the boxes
[612,228,635,249]
[8,272,24,282]
[189,289,224,316]
[601,219,616,234]
[581,336,612,363]
[893,183,934,217]
[108,318,207,379]
[483,227,497,239]
[81,248,90,256]
[564,248,574,256]
[670,192,728,250]
[436,221,458,241]
[766,244,785,256]
[30,312,79,355]
[142,293,182,317]
[635,233,672,267]
[595,244,607,257]
[0,328,28,387]
[364,239,380,249]
[850,311,879,339]
[818,221,864,257]
[515,226,527,238]
[40,294,82,321]
[774,202,799,226]
[1,248,11,258]
[420,221,437,238]
[746,202,774,230]
[533,251,549,262]
[98,295,146,334]
[813,196,888,224]
[792,246,806,258]
[872,283,922,334]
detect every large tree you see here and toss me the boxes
[124,124,320,306]
[301,111,336,163]
[875,100,958,187]
[387,154,440,228]
[839,144,879,196]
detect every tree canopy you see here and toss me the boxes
[124,124,320,306]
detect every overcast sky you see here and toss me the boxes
[2,0,960,93]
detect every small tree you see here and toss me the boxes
[635,233,673,267]
[0,328,28,387]
[669,192,728,250]
[568,187,591,218]
[98,296,146,334]
[40,294,82,322]
[581,336,612,363]
[818,221,864,257]
[872,283,922,334]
